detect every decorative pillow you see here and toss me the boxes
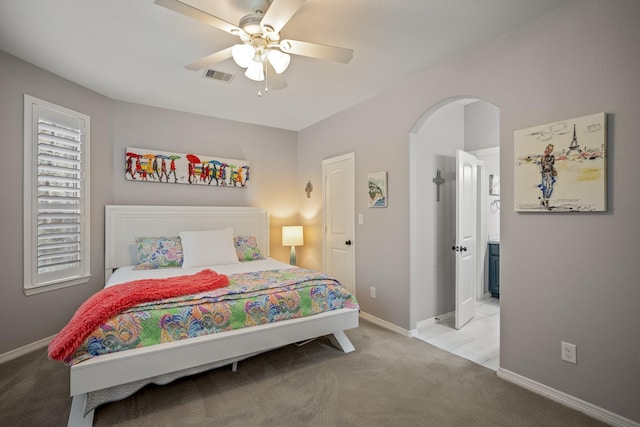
[133,236,183,270]
[234,235,265,261]
[180,228,240,268]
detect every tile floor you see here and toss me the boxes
[415,297,500,371]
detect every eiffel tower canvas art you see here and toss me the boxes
[514,112,607,212]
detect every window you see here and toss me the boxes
[23,95,90,295]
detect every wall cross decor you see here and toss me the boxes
[433,169,445,202]
[305,181,313,198]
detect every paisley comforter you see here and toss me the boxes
[64,268,359,365]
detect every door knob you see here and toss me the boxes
[345,240,352,246]
[460,246,468,252]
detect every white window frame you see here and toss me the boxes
[23,94,91,295]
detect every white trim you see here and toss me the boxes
[435,311,454,322]
[475,160,487,301]
[468,146,500,158]
[410,311,455,337]
[415,311,454,329]
[408,133,419,330]
[498,368,640,427]
[0,335,55,364]
[359,311,411,337]
[23,94,91,294]
[24,275,91,296]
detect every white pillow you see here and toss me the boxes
[179,228,240,268]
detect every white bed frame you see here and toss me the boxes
[67,205,359,427]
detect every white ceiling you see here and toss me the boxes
[0,0,571,131]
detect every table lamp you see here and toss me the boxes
[282,226,303,266]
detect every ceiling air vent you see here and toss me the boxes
[203,69,234,83]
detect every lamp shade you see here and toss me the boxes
[267,49,290,74]
[232,44,255,68]
[282,226,303,247]
[245,59,265,81]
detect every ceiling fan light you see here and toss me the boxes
[245,60,264,81]
[232,44,255,68]
[267,49,290,74]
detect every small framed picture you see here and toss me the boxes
[489,174,500,196]
[368,171,387,208]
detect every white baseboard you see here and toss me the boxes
[413,311,454,335]
[435,311,454,322]
[359,312,411,337]
[0,335,55,364]
[498,367,639,427]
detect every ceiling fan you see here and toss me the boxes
[155,0,353,92]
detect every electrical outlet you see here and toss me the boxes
[561,341,577,364]
[370,287,376,298]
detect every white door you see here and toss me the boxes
[455,149,478,329]
[323,153,356,296]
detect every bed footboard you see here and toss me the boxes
[67,309,358,426]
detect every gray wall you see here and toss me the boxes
[412,102,464,324]
[110,101,299,261]
[2,0,639,422]
[298,0,640,422]
[0,50,114,353]
[465,101,500,152]
[0,51,298,355]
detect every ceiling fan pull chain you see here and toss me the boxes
[264,59,269,94]
[257,59,269,97]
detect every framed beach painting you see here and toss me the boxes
[368,171,387,208]
[514,112,607,212]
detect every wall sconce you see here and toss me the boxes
[282,226,304,266]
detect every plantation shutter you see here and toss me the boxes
[37,119,83,273]
[24,95,90,294]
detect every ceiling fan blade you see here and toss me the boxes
[261,0,306,33]
[185,46,234,71]
[280,39,353,64]
[265,62,288,90]
[154,0,240,35]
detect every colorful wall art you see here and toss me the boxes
[514,113,606,212]
[368,171,388,207]
[125,147,250,187]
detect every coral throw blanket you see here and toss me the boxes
[48,269,229,362]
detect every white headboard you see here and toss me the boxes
[105,205,270,281]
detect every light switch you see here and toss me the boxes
[358,214,364,225]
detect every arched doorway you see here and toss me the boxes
[409,97,501,369]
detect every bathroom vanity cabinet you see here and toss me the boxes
[488,242,500,298]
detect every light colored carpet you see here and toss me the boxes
[0,319,607,426]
